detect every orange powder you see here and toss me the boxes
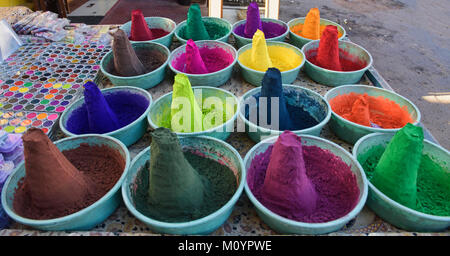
[329,92,414,129]
[291,8,343,40]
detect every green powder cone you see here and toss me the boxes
[371,123,424,209]
[148,127,207,217]
[170,74,203,132]
[186,3,210,40]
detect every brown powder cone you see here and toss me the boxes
[20,128,96,213]
[112,29,147,77]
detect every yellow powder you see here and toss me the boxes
[239,30,303,72]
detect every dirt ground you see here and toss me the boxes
[279,0,450,149]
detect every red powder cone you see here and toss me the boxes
[130,9,153,41]
[185,39,208,74]
[316,25,342,71]
[342,94,372,127]
[261,131,318,218]
[19,128,95,213]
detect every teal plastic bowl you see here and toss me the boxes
[148,86,239,141]
[168,40,237,87]
[324,84,421,144]
[287,17,346,49]
[301,40,373,86]
[239,84,331,143]
[59,86,152,147]
[244,134,368,234]
[1,134,130,231]
[237,41,305,86]
[100,42,169,89]
[174,17,232,44]
[121,135,245,235]
[231,18,289,49]
[120,17,176,48]
[353,133,450,231]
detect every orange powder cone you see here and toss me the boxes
[342,94,371,127]
[302,8,321,40]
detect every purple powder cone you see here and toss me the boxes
[244,2,263,38]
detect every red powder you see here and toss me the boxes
[307,26,367,71]
[329,92,414,128]
[148,28,170,39]
[130,10,153,41]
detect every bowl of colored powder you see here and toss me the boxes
[148,75,238,141]
[325,84,421,144]
[1,129,130,231]
[302,37,372,86]
[121,128,245,234]
[232,18,289,49]
[175,17,232,44]
[244,131,368,234]
[288,15,346,48]
[120,16,176,48]
[239,70,331,143]
[353,131,450,231]
[168,40,237,87]
[60,84,152,146]
[237,31,305,86]
[100,39,170,89]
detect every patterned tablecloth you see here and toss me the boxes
[0,22,448,236]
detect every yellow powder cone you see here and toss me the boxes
[302,8,320,40]
[170,74,203,132]
[249,29,273,72]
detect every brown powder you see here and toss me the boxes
[13,129,125,220]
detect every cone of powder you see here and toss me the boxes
[316,25,342,71]
[112,29,147,77]
[244,2,263,38]
[371,123,424,209]
[83,81,120,133]
[147,127,207,217]
[260,68,293,130]
[185,39,208,74]
[170,74,203,132]
[185,3,210,40]
[261,131,318,218]
[342,94,371,127]
[18,128,95,214]
[130,9,153,41]
[250,29,273,71]
[302,8,321,40]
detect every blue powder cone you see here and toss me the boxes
[260,68,293,130]
[83,81,120,133]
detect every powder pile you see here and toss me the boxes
[156,74,234,132]
[306,26,367,72]
[171,39,234,74]
[247,131,360,223]
[130,9,169,41]
[233,2,286,39]
[66,81,149,134]
[358,124,450,216]
[329,92,414,129]
[185,3,210,40]
[238,30,303,72]
[110,29,167,77]
[13,128,125,220]
[180,4,230,41]
[290,8,343,40]
[245,68,319,131]
[133,128,237,222]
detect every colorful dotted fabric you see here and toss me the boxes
[0,111,59,135]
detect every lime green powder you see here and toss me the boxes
[156,74,235,132]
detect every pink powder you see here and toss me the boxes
[172,44,234,74]
[185,39,208,74]
[247,131,360,223]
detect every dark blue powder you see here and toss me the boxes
[244,69,322,131]
[66,86,149,134]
